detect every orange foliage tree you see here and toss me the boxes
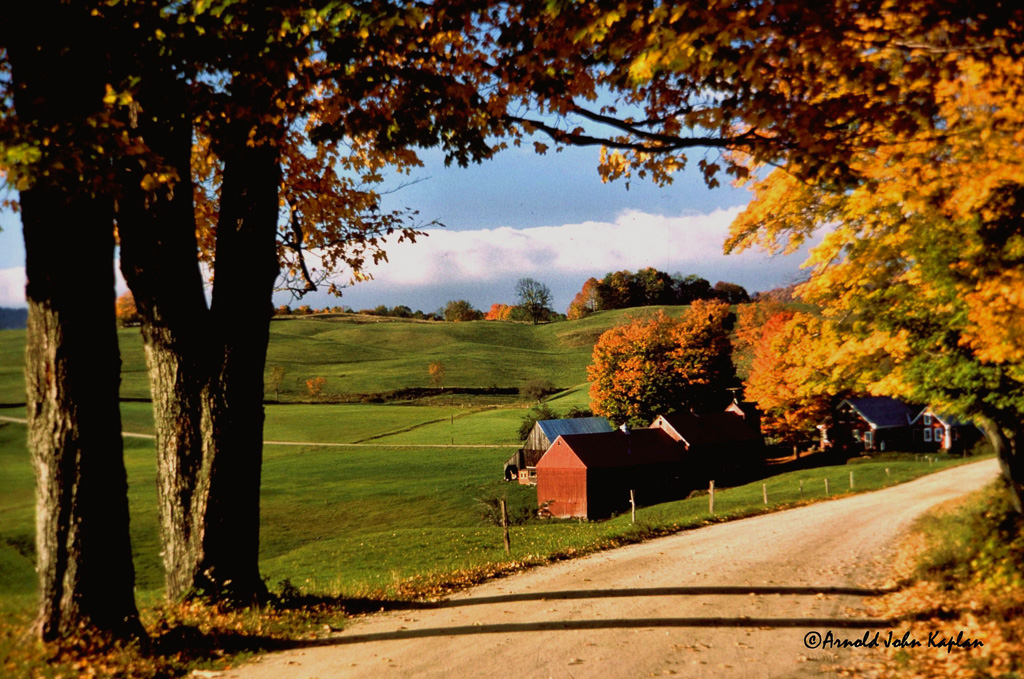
[567,277,601,320]
[306,376,326,400]
[428,360,445,388]
[588,300,737,426]
[485,304,515,321]
[744,312,846,453]
[115,291,142,327]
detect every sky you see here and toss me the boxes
[0,142,816,314]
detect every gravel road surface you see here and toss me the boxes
[227,458,998,679]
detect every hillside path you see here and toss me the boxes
[227,458,999,679]
[0,415,517,448]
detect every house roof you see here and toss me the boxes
[841,397,917,429]
[725,401,761,420]
[911,406,973,428]
[653,412,763,447]
[536,429,682,470]
[536,417,615,442]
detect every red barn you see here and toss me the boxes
[649,411,764,484]
[535,428,684,519]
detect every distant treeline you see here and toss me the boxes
[275,304,443,320]
[567,268,749,319]
[0,307,28,330]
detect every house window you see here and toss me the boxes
[924,428,932,442]
[923,414,932,425]
[864,430,873,447]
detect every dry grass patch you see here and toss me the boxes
[843,483,1024,679]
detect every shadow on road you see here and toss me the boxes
[283,614,897,650]
[310,585,899,614]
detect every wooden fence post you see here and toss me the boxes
[709,480,715,515]
[762,483,768,505]
[850,471,854,489]
[824,478,830,495]
[799,479,804,497]
[630,489,636,524]
[500,499,510,554]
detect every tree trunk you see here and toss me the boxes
[23,194,142,640]
[115,59,282,603]
[116,73,217,601]
[199,117,282,603]
[976,416,1024,513]
[7,3,142,638]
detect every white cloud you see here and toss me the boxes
[351,207,748,285]
[0,267,26,307]
[338,206,814,290]
[298,206,820,312]
[0,265,130,309]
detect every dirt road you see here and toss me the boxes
[227,458,998,679]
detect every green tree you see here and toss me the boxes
[267,366,287,402]
[713,281,750,305]
[515,277,553,324]
[673,274,714,304]
[518,403,559,440]
[596,270,639,310]
[635,267,674,306]
[521,378,556,402]
[444,300,483,322]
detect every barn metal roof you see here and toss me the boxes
[841,397,918,429]
[536,417,615,442]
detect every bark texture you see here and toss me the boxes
[6,2,142,639]
[200,110,282,602]
[116,65,281,603]
[116,72,216,601]
[977,416,1024,513]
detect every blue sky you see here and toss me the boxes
[0,142,815,314]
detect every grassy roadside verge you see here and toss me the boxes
[845,480,1024,678]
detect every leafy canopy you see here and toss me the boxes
[588,301,736,426]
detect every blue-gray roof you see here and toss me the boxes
[842,397,917,428]
[537,417,615,441]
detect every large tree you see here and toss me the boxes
[2,0,522,622]
[1,1,142,639]
[111,0,515,604]
[514,277,552,324]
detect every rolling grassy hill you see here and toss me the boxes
[0,306,683,407]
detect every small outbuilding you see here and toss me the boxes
[535,428,684,519]
[504,416,614,484]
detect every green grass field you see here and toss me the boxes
[0,312,987,616]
